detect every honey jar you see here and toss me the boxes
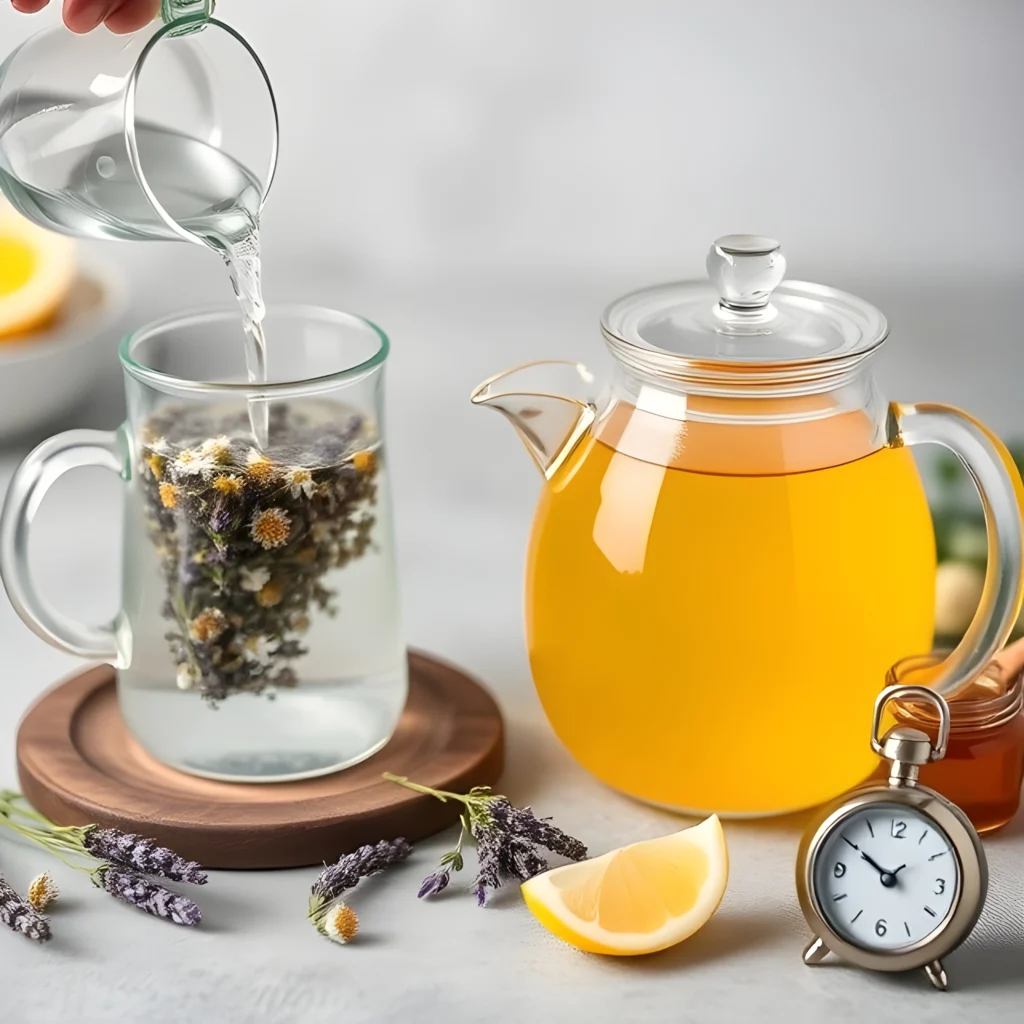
[875,646,1024,833]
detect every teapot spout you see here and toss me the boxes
[470,360,597,479]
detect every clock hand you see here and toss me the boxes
[861,851,899,888]
[860,851,888,875]
[891,864,907,875]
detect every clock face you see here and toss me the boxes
[813,802,960,951]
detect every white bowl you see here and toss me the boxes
[0,259,126,437]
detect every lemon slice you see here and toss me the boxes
[521,815,728,955]
[0,200,76,341]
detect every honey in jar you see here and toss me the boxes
[877,651,1024,833]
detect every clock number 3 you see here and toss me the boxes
[890,820,906,839]
[935,878,946,894]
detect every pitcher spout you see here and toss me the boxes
[470,360,597,479]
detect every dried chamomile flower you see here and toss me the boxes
[212,474,244,497]
[174,450,218,477]
[239,566,271,592]
[322,902,359,944]
[159,482,178,509]
[285,467,316,499]
[251,508,291,549]
[27,873,59,911]
[353,450,376,474]
[177,663,200,690]
[189,607,227,643]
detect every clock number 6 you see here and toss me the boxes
[875,919,887,937]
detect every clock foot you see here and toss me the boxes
[924,960,948,991]
[802,936,830,965]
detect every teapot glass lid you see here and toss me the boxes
[601,235,888,366]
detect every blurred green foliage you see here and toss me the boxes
[930,444,1024,568]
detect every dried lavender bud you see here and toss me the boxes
[381,776,588,907]
[0,876,52,942]
[83,828,208,885]
[417,869,451,899]
[98,867,201,926]
[311,838,412,904]
[492,799,588,862]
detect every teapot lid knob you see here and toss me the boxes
[706,235,786,314]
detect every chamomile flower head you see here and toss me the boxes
[27,873,59,912]
[251,508,291,549]
[285,467,316,499]
[323,902,359,944]
[239,566,272,593]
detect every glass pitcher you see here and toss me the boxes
[0,306,407,783]
[472,235,1024,817]
[0,1,277,247]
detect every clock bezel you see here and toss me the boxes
[797,783,987,973]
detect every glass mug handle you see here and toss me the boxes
[895,402,1024,698]
[0,430,127,664]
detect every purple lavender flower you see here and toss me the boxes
[382,775,588,906]
[417,869,451,899]
[209,500,233,534]
[0,876,51,943]
[98,866,201,926]
[492,799,588,862]
[308,838,412,938]
[82,828,208,885]
[311,838,412,905]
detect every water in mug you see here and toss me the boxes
[120,403,408,781]
[1,118,406,778]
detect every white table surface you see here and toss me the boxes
[0,248,1022,1023]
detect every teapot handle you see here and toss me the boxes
[894,402,1024,699]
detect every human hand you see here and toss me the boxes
[10,0,161,34]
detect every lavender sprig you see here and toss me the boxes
[0,875,51,943]
[81,828,208,885]
[0,792,208,931]
[383,774,588,905]
[96,866,201,926]
[308,838,412,942]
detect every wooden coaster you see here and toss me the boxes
[16,650,504,869]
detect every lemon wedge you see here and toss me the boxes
[521,815,728,955]
[0,200,76,341]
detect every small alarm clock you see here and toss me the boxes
[796,684,987,990]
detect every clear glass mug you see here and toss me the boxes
[0,1,277,247]
[0,307,408,782]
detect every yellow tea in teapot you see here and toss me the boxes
[528,419,936,816]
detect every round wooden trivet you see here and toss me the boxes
[16,650,504,869]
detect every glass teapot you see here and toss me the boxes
[0,0,277,247]
[472,235,1024,817]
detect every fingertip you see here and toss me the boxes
[104,0,159,34]
[63,1,113,33]
[12,1,52,14]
